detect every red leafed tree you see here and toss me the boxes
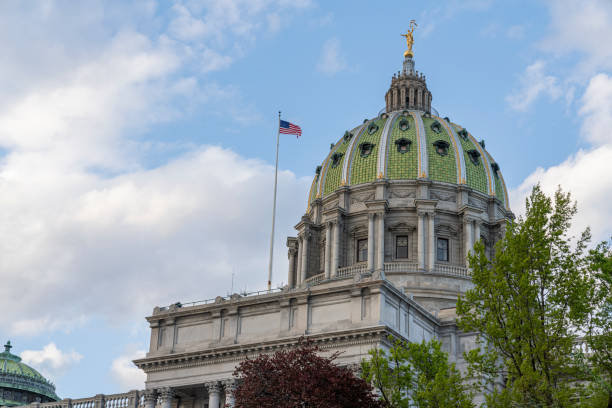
[232,340,383,408]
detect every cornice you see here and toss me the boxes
[134,326,390,373]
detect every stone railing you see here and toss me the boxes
[304,272,325,285]
[336,263,367,279]
[301,262,469,288]
[434,263,469,278]
[22,391,146,408]
[384,261,418,273]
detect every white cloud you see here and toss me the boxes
[578,73,612,145]
[110,349,146,390]
[0,1,310,336]
[21,343,83,379]
[506,61,562,111]
[541,0,612,74]
[506,24,525,39]
[316,38,347,76]
[202,49,234,73]
[510,74,612,242]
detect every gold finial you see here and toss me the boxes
[401,20,418,58]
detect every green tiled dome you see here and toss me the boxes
[0,341,59,406]
[309,111,509,209]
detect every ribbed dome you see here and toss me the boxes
[307,110,509,210]
[0,341,59,407]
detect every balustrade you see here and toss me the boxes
[25,391,146,408]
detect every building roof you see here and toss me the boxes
[0,341,59,405]
[307,57,509,211]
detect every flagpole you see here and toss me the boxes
[267,111,281,291]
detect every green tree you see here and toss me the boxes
[583,241,612,406]
[456,185,600,407]
[361,337,474,408]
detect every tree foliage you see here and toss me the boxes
[583,241,612,406]
[361,337,474,408]
[456,185,609,407]
[232,340,382,408]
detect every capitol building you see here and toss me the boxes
[7,35,512,408]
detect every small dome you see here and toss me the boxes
[307,111,509,210]
[0,341,59,407]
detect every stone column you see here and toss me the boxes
[159,388,174,408]
[474,221,481,245]
[331,219,340,277]
[143,390,157,408]
[427,213,435,271]
[376,212,385,272]
[296,237,303,286]
[417,211,425,270]
[464,217,473,266]
[288,248,297,288]
[300,232,309,283]
[324,222,332,279]
[207,383,221,408]
[367,213,375,273]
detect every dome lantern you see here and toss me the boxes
[385,56,432,114]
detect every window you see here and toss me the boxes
[437,238,449,262]
[432,140,449,156]
[430,120,442,133]
[357,239,368,262]
[467,149,481,165]
[396,235,408,259]
[330,152,344,168]
[367,123,379,135]
[395,138,411,154]
[359,142,375,158]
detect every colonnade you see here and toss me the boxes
[144,381,235,408]
[287,208,483,288]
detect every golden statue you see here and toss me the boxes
[401,20,418,58]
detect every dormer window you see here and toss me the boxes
[359,142,375,158]
[432,140,449,156]
[457,128,468,140]
[430,120,442,133]
[395,138,411,154]
[343,131,353,143]
[330,152,344,168]
[367,123,379,135]
[398,118,410,131]
[467,149,481,165]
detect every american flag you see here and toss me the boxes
[279,120,302,137]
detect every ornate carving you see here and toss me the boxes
[350,192,375,204]
[389,189,415,199]
[435,224,458,236]
[323,201,338,211]
[158,387,174,402]
[468,197,486,210]
[431,191,456,202]
[143,390,157,405]
[206,382,221,394]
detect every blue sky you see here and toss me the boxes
[1,0,612,398]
